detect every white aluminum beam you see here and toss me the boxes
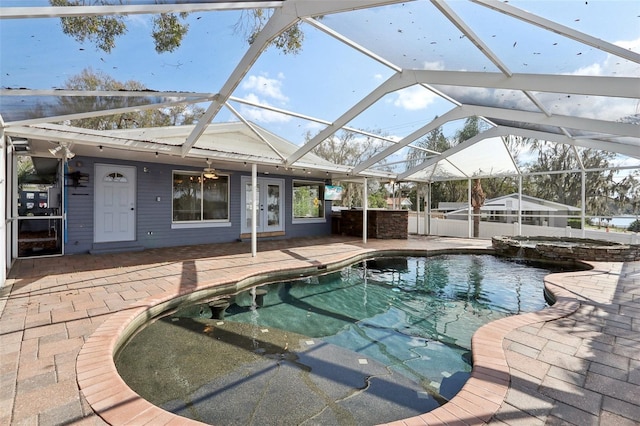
[465,105,640,139]
[472,0,640,64]
[285,71,417,165]
[292,0,410,17]
[431,0,512,76]
[501,135,521,175]
[497,126,640,160]
[224,101,287,162]
[0,89,216,98]
[181,8,297,157]
[351,107,470,174]
[4,125,183,156]
[397,126,503,180]
[3,96,213,127]
[229,96,438,154]
[182,0,407,157]
[0,2,284,19]
[409,70,640,98]
[303,16,460,108]
[181,0,409,158]
[303,17,401,73]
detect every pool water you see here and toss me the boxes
[116,254,559,425]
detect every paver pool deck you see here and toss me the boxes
[1,235,638,425]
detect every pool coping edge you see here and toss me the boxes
[75,248,588,426]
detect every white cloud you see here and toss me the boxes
[422,60,445,71]
[545,37,640,121]
[304,121,325,132]
[426,37,640,122]
[125,15,149,28]
[241,73,289,103]
[237,73,292,124]
[571,62,603,76]
[239,106,292,124]
[392,85,438,111]
[239,94,291,124]
[568,37,640,78]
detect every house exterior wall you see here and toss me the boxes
[64,157,331,254]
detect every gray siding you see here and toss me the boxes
[65,156,331,254]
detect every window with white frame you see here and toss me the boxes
[293,180,324,221]
[172,172,229,222]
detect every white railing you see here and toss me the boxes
[408,212,639,244]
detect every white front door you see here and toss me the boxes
[241,177,284,234]
[94,164,136,243]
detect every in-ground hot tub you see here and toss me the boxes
[492,235,640,263]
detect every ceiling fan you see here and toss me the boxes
[203,159,218,179]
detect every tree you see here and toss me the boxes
[524,142,617,211]
[51,0,127,53]
[480,135,520,199]
[470,178,485,237]
[151,13,190,53]
[17,156,36,182]
[237,9,305,55]
[612,170,640,216]
[405,119,449,169]
[311,129,390,208]
[406,118,464,211]
[479,175,518,200]
[52,1,303,55]
[454,117,487,237]
[522,141,640,229]
[51,68,204,129]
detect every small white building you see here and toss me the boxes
[445,194,581,228]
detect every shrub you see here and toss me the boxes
[568,218,582,229]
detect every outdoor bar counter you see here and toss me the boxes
[338,209,408,239]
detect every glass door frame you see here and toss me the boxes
[15,154,65,258]
[240,176,285,235]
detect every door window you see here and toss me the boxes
[241,177,284,234]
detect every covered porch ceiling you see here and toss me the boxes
[1,0,639,182]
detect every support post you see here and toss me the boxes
[363,177,368,244]
[0,126,6,288]
[416,190,421,235]
[467,178,472,238]
[426,183,431,235]
[518,175,523,236]
[581,170,586,238]
[251,163,257,257]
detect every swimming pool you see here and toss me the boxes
[116,254,562,425]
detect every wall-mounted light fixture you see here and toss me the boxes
[65,146,75,159]
[49,143,75,159]
[48,145,63,156]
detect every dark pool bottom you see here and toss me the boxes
[119,317,452,425]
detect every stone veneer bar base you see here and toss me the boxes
[492,235,640,263]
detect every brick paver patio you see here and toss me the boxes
[1,236,638,425]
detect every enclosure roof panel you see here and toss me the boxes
[1,0,638,182]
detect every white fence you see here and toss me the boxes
[408,212,640,244]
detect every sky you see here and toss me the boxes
[1,0,639,172]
